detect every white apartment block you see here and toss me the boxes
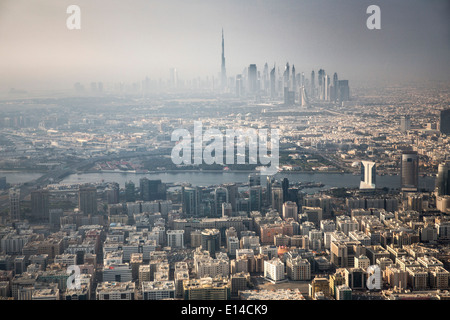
[167,230,184,249]
[227,236,239,257]
[264,258,285,282]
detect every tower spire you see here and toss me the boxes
[221,28,226,90]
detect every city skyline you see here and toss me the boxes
[1,0,450,305]
[0,0,449,93]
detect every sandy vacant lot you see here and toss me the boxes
[252,276,311,297]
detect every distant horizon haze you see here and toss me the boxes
[0,0,449,92]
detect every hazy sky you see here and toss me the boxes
[0,0,449,91]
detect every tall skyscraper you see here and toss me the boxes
[401,151,419,192]
[31,188,50,221]
[271,187,283,214]
[440,109,450,135]
[337,80,350,102]
[249,186,262,212]
[248,64,257,94]
[266,176,274,206]
[235,74,243,97]
[125,181,136,202]
[169,68,178,89]
[249,173,261,187]
[140,177,151,201]
[0,177,6,190]
[263,63,269,95]
[78,185,98,215]
[400,115,411,133]
[282,178,289,201]
[182,186,199,216]
[9,188,20,221]
[277,66,283,95]
[223,183,238,212]
[360,161,376,190]
[284,62,290,88]
[323,74,330,101]
[332,73,338,102]
[214,187,228,217]
[318,69,325,100]
[310,70,315,99]
[288,188,302,207]
[106,182,120,204]
[436,161,450,196]
[221,29,227,90]
[300,86,309,107]
[270,65,276,98]
[140,178,166,201]
[291,65,296,91]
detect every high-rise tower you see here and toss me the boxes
[318,69,324,99]
[263,63,269,95]
[400,115,411,133]
[140,178,167,201]
[214,187,229,217]
[332,73,338,102]
[401,151,419,192]
[249,186,262,212]
[300,86,309,107]
[248,64,257,94]
[310,70,315,99]
[182,186,200,216]
[9,188,20,221]
[221,29,227,90]
[284,63,290,88]
[270,65,276,98]
[125,181,136,202]
[324,74,330,101]
[440,109,450,135]
[31,188,50,221]
[78,184,98,215]
[291,65,296,91]
[271,186,283,214]
[282,178,289,201]
[337,80,350,101]
[436,161,450,196]
[360,161,376,190]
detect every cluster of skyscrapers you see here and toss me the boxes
[220,30,350,106]
[233,63,350,107]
